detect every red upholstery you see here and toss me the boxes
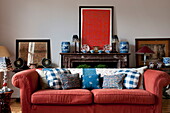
[12,69,39,113]
[94,104,154,113]
[30,104,154,113]
[144,69,170,113]
[31,89,92,104]
[92,89,155,104]
[12,69,170,113]
[30,105,93,113]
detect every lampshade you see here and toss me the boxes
[112,35,119,43]
[0,46,11,57]
[72,35,79,42]
[136,46,154,54]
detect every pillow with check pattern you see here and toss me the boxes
[59,73,80,89]
[36,69,49,89]
[42,68,71,89]
[102,74,126,89]
[114,70,141,89]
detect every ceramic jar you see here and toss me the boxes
[61,42,70,53]
[163,57,170,66]
[119,41,129,53]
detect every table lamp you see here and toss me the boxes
[136,46,154,66]
[0,46,12,92]
[72,35,79,53]
[112,35,119,53]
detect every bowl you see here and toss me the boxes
[81,50,87,53]
[98,50,103,53]
[90,50,94,53]
[105,50,111,53]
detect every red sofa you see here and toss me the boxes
[12,69,170,113]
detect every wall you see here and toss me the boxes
[0,0,170,67]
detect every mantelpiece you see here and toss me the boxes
[60,53,130,68]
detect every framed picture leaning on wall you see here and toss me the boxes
[135,38,170,67]
[16,39,51,67]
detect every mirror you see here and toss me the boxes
[16,39,51,67]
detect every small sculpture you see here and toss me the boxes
[149,62,155,68]
[157,62,163,69]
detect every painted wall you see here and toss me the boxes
[0,0,170,67]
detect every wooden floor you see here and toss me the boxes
[162,99,170,113]
[10,99,21,113]
[10,99,170,113]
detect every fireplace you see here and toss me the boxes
[73,62,118,68]
[60,53,130,68]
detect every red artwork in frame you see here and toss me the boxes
[79,6,114,50]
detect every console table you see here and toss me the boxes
[60,53,131,68]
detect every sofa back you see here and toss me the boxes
[36,66,147,90]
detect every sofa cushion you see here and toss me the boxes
[91,89,155,105]
[36,69,49,89]
[82,74,101,89]
[31,89,92,105]
[59,73,81,89]
[95,66,147,89]
[82,68,97,76]
[43,68,71,89]
[102,74,126,89]
[114,70,141,89]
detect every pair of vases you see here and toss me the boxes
[61,41,129,53]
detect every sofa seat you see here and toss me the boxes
[31,89,92,105]
[91,89,155,104]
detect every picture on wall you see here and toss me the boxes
[79,6,114,51]
[135,38,170,67]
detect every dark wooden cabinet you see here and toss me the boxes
[60,53,130,68]
[0,90,13,113]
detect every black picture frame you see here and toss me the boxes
[16,39,51,67]
[79,6,114,52]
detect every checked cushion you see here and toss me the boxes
[114,70,141,89]
[42,68,71,89]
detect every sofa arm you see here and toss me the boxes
[144,69,170,95]
[144,69,170,113]
[12,69,39,113]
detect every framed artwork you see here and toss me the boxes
[79,6,114,51]
[135,38,170,67]
[16,39,51,67]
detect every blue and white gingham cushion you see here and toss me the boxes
[114,70,141,89]
[42,68,70,89]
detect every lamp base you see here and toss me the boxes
[111,43,118,53]
[1,86,12,92]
